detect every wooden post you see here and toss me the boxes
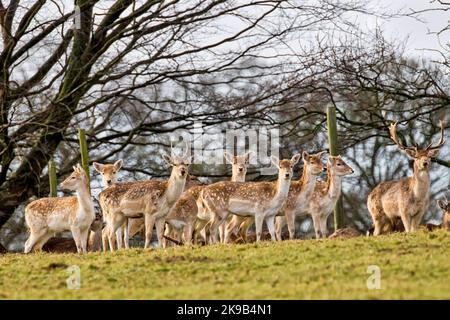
[78,128,90,193]
[48,159,57,197]
[326,106,344,230]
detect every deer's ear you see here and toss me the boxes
[438,200,446,210]
[291,153,301,166]
[244,151,252,164]
[93,162,103,173]
[224,152,234,164]
[270,155,280,168]
[302,151,309,161]
[114,159,123,171]
[162,154,173,166]
[427,148,441,158]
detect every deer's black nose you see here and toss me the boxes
[285,173,290,178]
[107,180,112,184]
[423,161,429,167]
[239,167,243,172]
[180,169,186,176]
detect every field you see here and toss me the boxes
[0,230,449,300]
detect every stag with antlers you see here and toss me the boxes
[368,121,445,235]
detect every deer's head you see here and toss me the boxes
[163,142,192,179]
[93,159,123,187]
[61,164,89,191]
[271,154,301,181]
[224,151,251,181]
[389,121,445,172]
[438,198,450,225]
[303,150,327,176]
[327,155,354,176]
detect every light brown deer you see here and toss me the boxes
[24,164,95,253]
[165,152,250,245]
[437,198,450,230]
[368,121,445,235]
[201,154,301,243]
[308,155,354,238]
[93,159,127,250]
[274,150,327,240]
[100,148,191,250]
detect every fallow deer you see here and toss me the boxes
[24,164,95,253]
[437,198,450,230]
[201,154,301,243]
[165,152,250,245]
[308,155,354,238]
[100,148,191,250]
[273,150,327,241]
[93,159,127,250]
[368,121,445,235]
[426,198,450,231]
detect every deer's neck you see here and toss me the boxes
[326,170,342,200]
[274,176,291,202]
[412,166,430,198]
[231,172,245,182]
[166,172,187,204]
[76,185,94,216]
[298,167,316,199]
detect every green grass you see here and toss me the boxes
[0,230,449,299]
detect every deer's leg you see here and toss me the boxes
[275,216,285,241]
[209,213,226,244]
[123,218,130,249]
[80,227,90,253]
[219,223,226,244]
[33,233,52,252]
[319,215,329,238]
[24,229,47,253]
[183,222,193,245]
[265,215,276,241]
[311,214,322,239]
[224,215,240,243]
[239,217,253,243]
[155,217,166,248]
[254,213,264,242]
[71,226,83,253]
[400,210,411,233]
[144,213,156,249]
[115,227,123,250]
[286,211,296,240]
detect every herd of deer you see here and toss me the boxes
[23,121,448,254]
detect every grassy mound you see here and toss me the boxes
[0,230,449,299]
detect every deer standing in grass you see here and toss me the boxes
[201,154,300,243]
[165,152,250,245]
[273,151,327,241]
[93,159,127,250]
[24,164,95,253]
[368,121,445,235]
[100,147,191,250]
[308,155,354,238]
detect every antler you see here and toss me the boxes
[389,122,417,153]
[426,120,445,151]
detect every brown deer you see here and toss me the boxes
[24,164,95,253]
[165,152,250,245]
[368,121,445,235]
[100,147,191,250]
[308,155,354,238]
[201,154,301,243]
[274,150,327,240]
[427,198,450,231]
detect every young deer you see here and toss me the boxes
[24,164,95,253]
[308,155,354,238]
[437,198,450,230]
[368,121,445,235]
[274,151,327,240]
[93,159,127,250]
[100,149,191,250]
[165,152,250,245]
[201,154,301,243]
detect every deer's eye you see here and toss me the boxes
[337,163,341,166]
[113,171,116,174]
[72,176,76,179]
